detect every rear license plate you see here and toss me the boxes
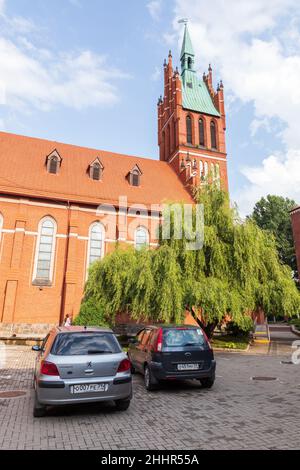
[177,364,200,371]
[70,383,109,394]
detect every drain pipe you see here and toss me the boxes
[59,200,71,326]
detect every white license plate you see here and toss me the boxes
[177,364,200,371]
[70,383,109,394]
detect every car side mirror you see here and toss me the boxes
[32,345,41,352]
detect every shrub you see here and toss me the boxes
[73,298,110,328]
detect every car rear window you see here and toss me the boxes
[163,328,206,347]
[51,333,121,356]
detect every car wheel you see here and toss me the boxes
[200,378,215,389]
[115,399,131,411]
[33,393,47,418]
[144,365,158,392]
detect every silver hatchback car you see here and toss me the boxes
[32,326,132,417]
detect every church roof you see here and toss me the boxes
[180,24,220,117]
[0,132,193,209]
[181,70,220,117]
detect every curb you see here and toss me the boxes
[290,325,300,337]
[0,336,43,346]
[213,343,251,353]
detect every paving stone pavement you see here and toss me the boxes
[0,338,299,450]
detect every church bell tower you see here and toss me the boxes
[157,21,228,192]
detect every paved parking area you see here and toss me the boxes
[0,339,299,450]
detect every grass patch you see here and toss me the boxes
[212,335,249,350]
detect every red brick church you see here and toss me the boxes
[0,24,228,330]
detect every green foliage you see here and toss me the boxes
[250,195,297,274]
[225,319,253,337]
[77,185,300,336]
[74,297,109,328]
[212,335,249,350]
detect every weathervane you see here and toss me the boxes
[178,18,188,25]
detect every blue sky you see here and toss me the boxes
[1,0,300,215]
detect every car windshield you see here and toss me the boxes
[51,333,121,356]
[163,329,206,347]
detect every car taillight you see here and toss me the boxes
[155,328,163,352]
[202,330,212,350]
[117,359,131,373]
[40,361,60,376]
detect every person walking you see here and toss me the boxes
[64,314,72,327]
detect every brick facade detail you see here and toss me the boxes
[291,207,300,280]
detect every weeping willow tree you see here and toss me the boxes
[76,184,300,337]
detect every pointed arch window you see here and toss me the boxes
[199,161,204,179]
[173,119,177,150]
[88,222,105,268]
[135,227,150,251]
[89,159,104,181]
[199,118,205,147]
[210,121,217,150]
[215,163,221,188]
[204,162,208,178]
[33,217,57,286]
[46,150,62,175]
[186,115,193,145]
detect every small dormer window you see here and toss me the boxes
[46,150,62,175]
[89,158,104,181]
[128,165,142,187]
[132,170,140,187]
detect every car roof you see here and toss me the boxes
[53,326,114,334]
[143,324,201,330]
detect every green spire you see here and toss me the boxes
[180,24,195,60]
[178,21,220,117]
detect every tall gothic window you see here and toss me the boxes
[199,118,205,146]
[186,116,192,144]
[168,124,171,155]
[135,227,149,251]
[33,217,57,285]
[215,163,221,188]
[210,121,217,149]
[173,119,177,149]
[88,222,105,267]
[204,162,208,178]
[199,161,204,179]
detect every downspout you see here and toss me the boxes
[59,200,71,326]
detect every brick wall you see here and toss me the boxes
[291,207,300,279]
[0,196,160,326]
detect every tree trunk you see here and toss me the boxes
[188,306,218,339]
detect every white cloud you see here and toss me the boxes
[0,2,128,115]
[147,0,162,21]
[237,150,300,213]
[172,0,300,212]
